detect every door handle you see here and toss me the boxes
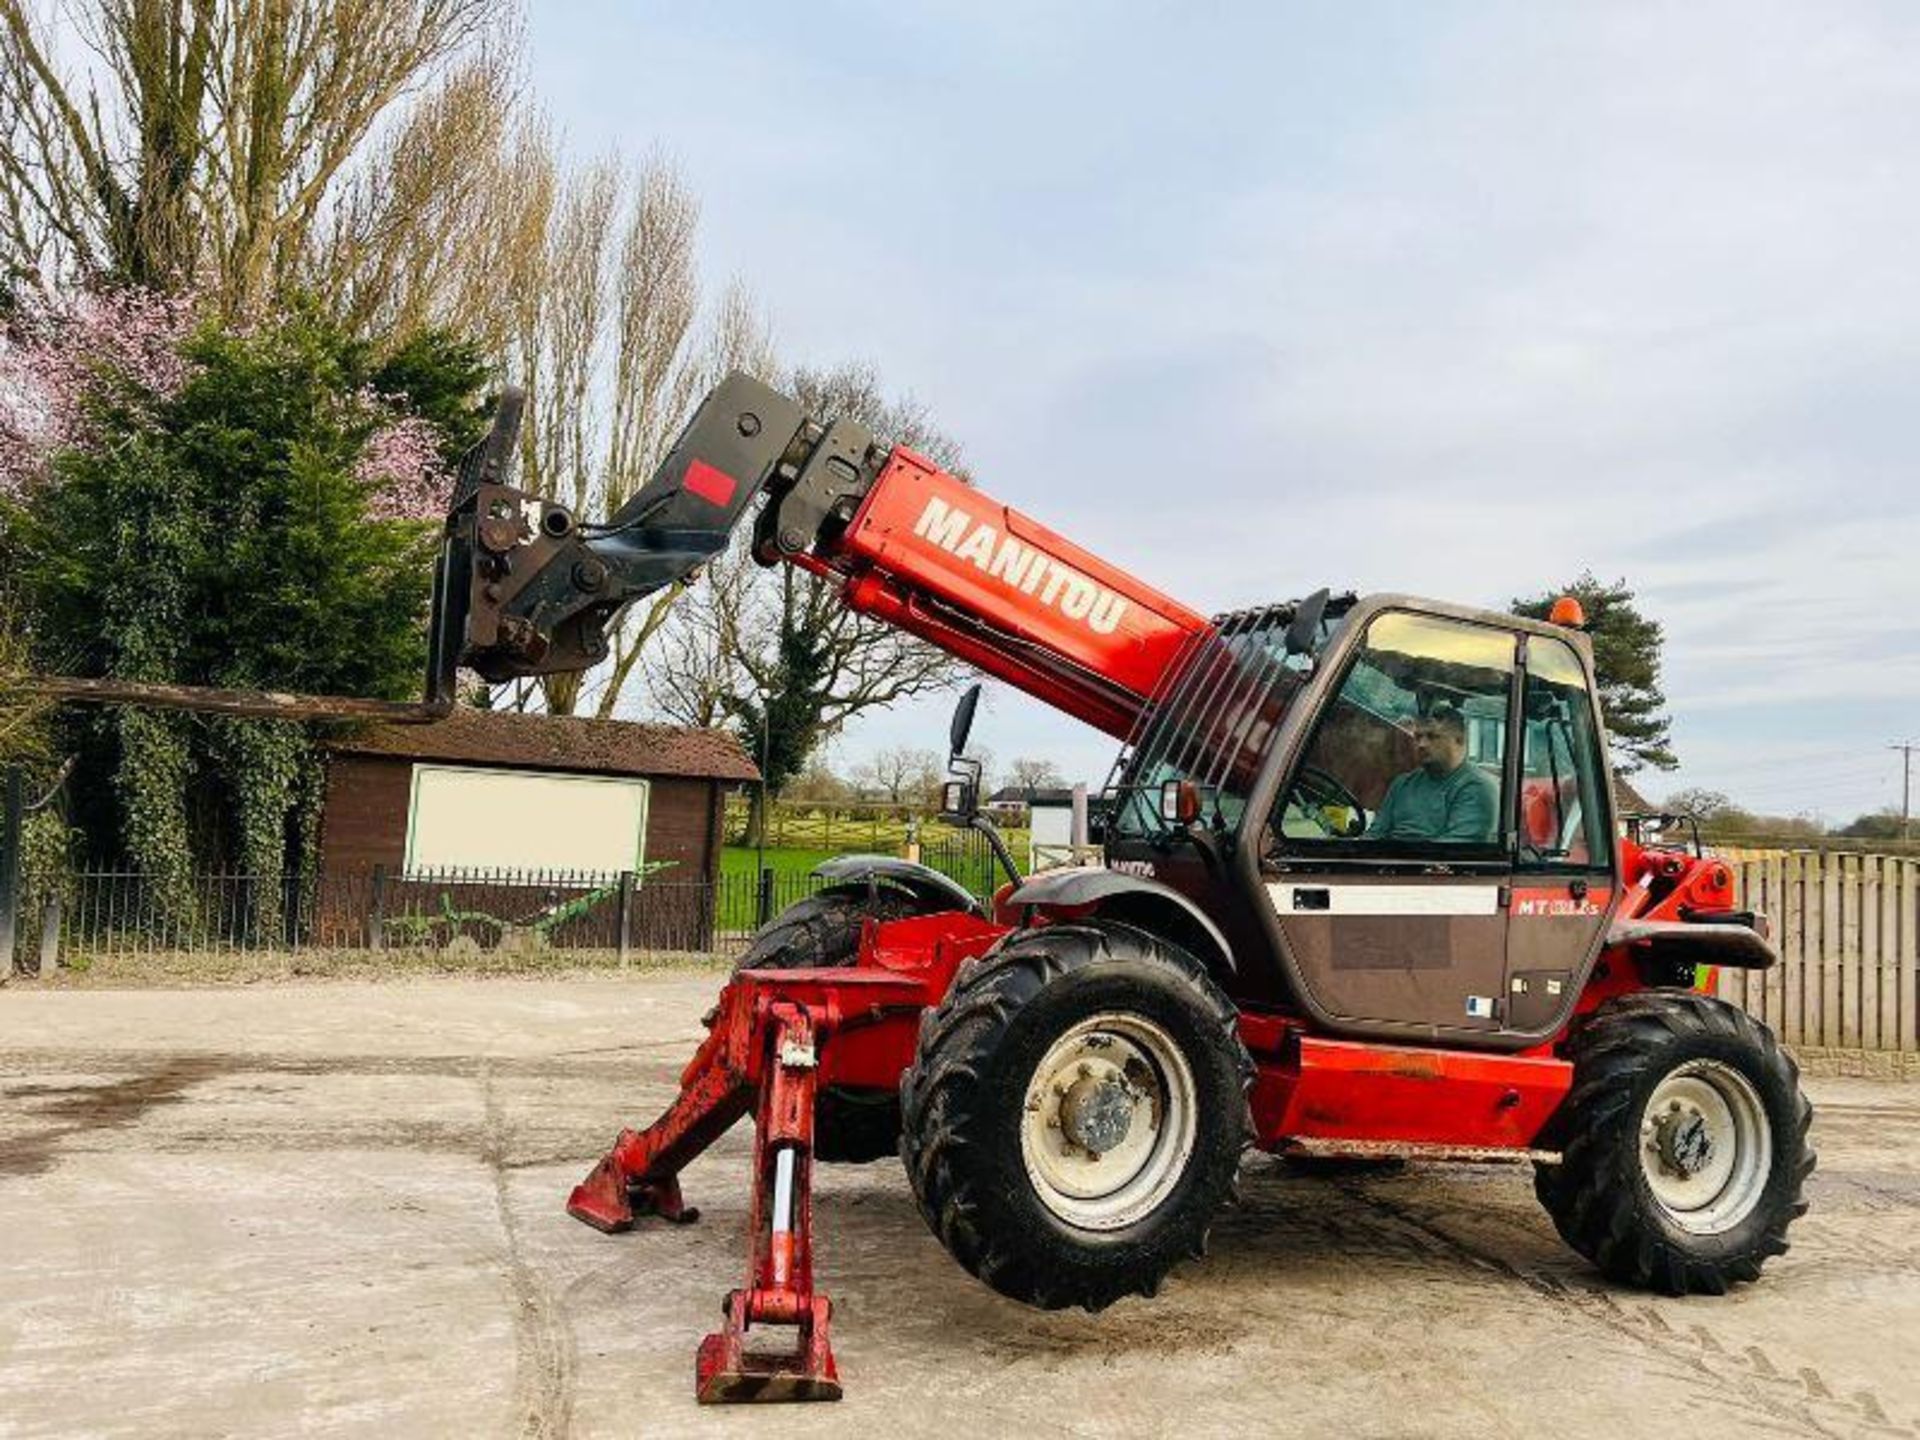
[1292,887,1330,912]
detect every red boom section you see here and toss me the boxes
[820,448,1213,739]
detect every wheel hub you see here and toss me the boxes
[1018,1014,1198,1232]
[1061,1071,1136,1154]
[1637,1059,1773,1235]
[1654,1104,1715,1177]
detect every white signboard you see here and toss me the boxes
[404,765,650,874]
[1029,801,1074,872]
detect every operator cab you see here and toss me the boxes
[1102,592,1619,1051]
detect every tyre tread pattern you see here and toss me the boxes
[1534,990,1814,1297]
[899,921,1253,1311]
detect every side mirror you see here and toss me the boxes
[1284,588,1330,657]
[942,778,977,819]
[949,683,982,760]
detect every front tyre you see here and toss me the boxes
[1535,992,1814,1296]
[899,922,1251,1310]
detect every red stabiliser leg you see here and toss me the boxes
[565,983,758,1233]
[696,1002,841,1403]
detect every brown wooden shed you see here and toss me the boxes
[315,709,758,952]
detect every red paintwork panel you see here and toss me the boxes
[1578,842,1744,1014]
[864,910,1008,973]
[682,458,738,509]
[731,912,1008,1091]
[1248,1034,1572,1151]
[834,450,1212,736]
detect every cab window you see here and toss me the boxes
[1272,612,1516,856]
[1518,637,1611,868]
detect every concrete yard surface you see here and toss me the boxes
[1,975,1915,1439]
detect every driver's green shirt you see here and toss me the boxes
[1366,762,1498,844]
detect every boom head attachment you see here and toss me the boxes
[430,374,815,687]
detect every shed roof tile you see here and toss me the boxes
[324,707,759,782]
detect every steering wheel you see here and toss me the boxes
[1282,766,1369,838]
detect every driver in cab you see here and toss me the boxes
[1366,704,1498,844]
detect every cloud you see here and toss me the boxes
[536,3,1920,821]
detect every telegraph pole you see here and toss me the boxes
[1894,741,1919,841]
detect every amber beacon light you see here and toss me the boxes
[1548,595,1587,628]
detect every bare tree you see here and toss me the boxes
[852,746,942,807]
[1006,756,1065,793]
[640,515,754,730]
[589,283,778,720]
[783,756,853,807]
[309,44,538,349]
[0,0,512,315]
[489,143,774,716]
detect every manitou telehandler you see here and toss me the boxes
[432,375,1811,1403]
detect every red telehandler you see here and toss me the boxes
[435,375,1811,1403]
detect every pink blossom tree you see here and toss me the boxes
[2,285,457,522]
[0,287,199,500]
[356,410,451,523]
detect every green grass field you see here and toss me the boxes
[716,831,1023,932]
[722,799,1030,852]
[719,845,842,882]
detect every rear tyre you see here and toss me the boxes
[733,888,923,1163]
[899,922,1251,1310]
[1534,991,1813,1296]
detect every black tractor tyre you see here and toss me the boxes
[898,922,1252,1311]
[1533,991,1814,1296]
[732,887,925,1163]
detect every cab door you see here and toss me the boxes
[1263,611,1520,1038]
[1504,634,1620,1034]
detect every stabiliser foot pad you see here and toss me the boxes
[695,1292,840,1404]
[567,1153,700,1233]
[565,1154,635,1233]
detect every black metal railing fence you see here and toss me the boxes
[9,848,1005,972]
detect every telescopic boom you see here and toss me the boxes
[439,374,1214,738]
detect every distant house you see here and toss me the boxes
[986,784,1097,817]
[314,709,758,950]
[986,785,1109,871]
[984,785,1040,822]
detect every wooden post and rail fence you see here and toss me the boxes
[1717,852,1920,1059]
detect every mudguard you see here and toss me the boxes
[1606,918,1779,970]
[813,855,984,916]
[1006,865,1236,974]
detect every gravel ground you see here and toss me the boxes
[0,974,1914,1440]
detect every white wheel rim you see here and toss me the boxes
[1018,1012,1197,1232]
[1639,1058,1773,1235]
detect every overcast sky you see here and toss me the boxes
[531,2,1920,824]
